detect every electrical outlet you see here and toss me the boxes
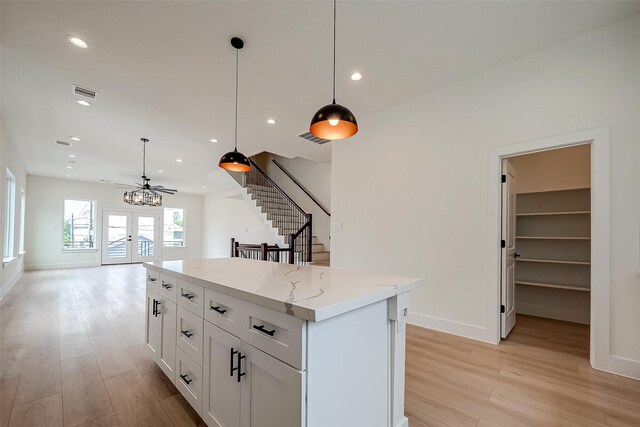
[334,222,343,230]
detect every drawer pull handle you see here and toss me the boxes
[253,324,275,336]
[181,292,195,300]
[148,277,157,282]
[211,306,227,315]
[161,281,173,289]
[181,330,193,338]
[152,299,158,317]
[237,352,246,383]
[179,374,192,385]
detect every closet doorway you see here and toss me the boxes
[500,144,591,342]
[488,127,610,371]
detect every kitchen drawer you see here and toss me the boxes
[146,269,160,292]
[177,280,204,317]
[241,301,305,370]
[158,273,177,302]
[204,288,243,338]
[176,347,203,416]
[177,306,204,366]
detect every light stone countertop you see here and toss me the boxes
[145,257,422,322]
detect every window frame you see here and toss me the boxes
[62,198,97,251]
[163,207,186,248]
[3,168,16,261]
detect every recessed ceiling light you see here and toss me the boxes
[66,166,73,169]
[267,119,276,125]
[70,137,80,141]
[176,159,183,163]
[350,72,362,81]
[210,138,218,143]
[65,174,71,178]
[76,100,91,107]
[202,186,207,189]
[158,169,164,173]
[68,154,76,158]
[68,37,89,49]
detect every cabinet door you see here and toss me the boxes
[203,322,242,427]
[145,290,161,359]
[240,343,304,427]
[159,298,177,382]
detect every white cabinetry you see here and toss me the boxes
[145,260,417,427]
[202,322,304,427]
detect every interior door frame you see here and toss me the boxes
[101,209,162,265]
[487,127,610,372]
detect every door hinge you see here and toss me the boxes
[500,304,506,314]
[501,240,506,248]
[501,174,506,183]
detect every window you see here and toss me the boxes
[163,208,185,247]
[3,169,16,260]
[19,188,25,253]
[63,199,96,249]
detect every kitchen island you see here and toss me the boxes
[144,257,421,427]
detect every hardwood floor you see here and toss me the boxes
[1,265,639,426]
[0,265,204,427]
[406,317,640,426]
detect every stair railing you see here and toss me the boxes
[242,160,312,263]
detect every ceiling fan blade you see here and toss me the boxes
[155,189,177,194]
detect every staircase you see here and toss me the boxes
[231,160,330,265]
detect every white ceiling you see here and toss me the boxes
[2,1,639,195]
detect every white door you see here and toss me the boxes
[501,159,518,338]
[203,322,242,427]
[240,342,303,427]
[146,290,161,359]
[102,211,160,264]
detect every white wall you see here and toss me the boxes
[25,175,203,269]
[252,152,332,250]
[331,14,640,376]
[509,144,591,193]
[0,118,28,298]
[201,190,280,258]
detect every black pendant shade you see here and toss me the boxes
[309,101,358,140]
[219,148,251,172]
[219,37,252,172]
[309,0,358,140]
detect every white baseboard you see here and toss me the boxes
[609,355,640,380]
[0,270,22,301]
[516,303,590,324]
[26,261,100,270]
[408,312,491,343]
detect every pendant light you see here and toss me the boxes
[219,37,252,172]
[309,0,358,140]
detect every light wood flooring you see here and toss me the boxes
[406,317,640,426]
[1,265,639,426]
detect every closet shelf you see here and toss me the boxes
[516,211,590,217]
[516,280,590,292]
[516,258,590,266]
[516,236,590,240]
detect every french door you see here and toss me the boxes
[102,210,161,264]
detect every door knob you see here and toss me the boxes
[514,253,521,259]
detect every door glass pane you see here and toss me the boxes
[137,216,155,257]
[107,215,128,259]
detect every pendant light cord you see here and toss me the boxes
[234,48,239,151]
[332,0,336,104]
[142,139,146,177]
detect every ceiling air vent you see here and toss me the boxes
[298,131,331,145]
[73,84,97,99]
[56,140,72,147]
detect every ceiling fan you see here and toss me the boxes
[120,138,177,207]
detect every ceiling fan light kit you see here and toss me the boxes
[124,138,177,207]
[219,37,252,172]
[309,0,358,140]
